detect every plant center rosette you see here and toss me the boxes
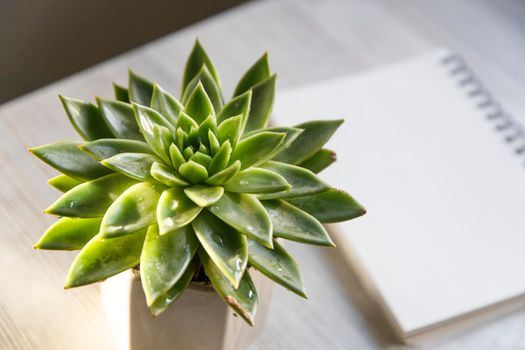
[30,40,365,325]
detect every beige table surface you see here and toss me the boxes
[1,0,525,349]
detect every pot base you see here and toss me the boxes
[101,269,273,350]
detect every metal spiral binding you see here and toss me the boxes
[441,54,525,156]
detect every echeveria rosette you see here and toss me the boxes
[30,40,366,325]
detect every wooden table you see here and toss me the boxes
[2,0,525,349]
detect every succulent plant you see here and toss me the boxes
[30,40,365,325]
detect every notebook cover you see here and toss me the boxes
[273,49,525,337]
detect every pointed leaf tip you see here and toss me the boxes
[30,141,111,180]
[233,52,271,97]
[113,83,130,103]
[243,74,276,133]
[59,95,113,141]
[96,97,143,141]
[199,249,257,326]
[181,65,223,111]
[48,174,83,192]
[128,70,154,106]
[150,84,183,126]
[45,174,137,218]
[248,239,307,298]
[184,82,215,124]
[287,188,366,223]
[182,40,220,96]
[35,217,101,251]
[65,228,147,288]
[299,149,337,174]
[273,119,344,164]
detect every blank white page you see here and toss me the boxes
[273,49,525,334]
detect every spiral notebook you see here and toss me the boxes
[273,49,525,344]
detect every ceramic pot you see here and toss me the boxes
[101,268,273,350]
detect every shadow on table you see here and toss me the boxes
[320,246,404,348]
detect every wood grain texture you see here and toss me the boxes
[1,0,525,349]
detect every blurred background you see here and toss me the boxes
[0,0,249,104]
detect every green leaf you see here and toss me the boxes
[273,119,343,164]
[176,112,199,133]
[233,53,270,97]
[190,152,212,169]
[230,131,285,170]
[149,125,173,163]
[113,83,130,103]
[59,96,113,141]
[149,257,198,316]
[193,211,247,288]
[208,192,272,248]
[244,74,276,133]
[196,114,218,142]
[100,182,164,238]
[199,249,257,326]
[198,142,208,153]
[182,40,220,95]
[179,160,208,183]
[208,130,221,155]
[257,161,329,199]
[225,168,290,194]
[186,126,200,147]
[29,141,111,180]
[184,83,215,124]
[34,217,101,250]
[243,127,303,159]
[176,129,188,151]
[44,174,137,218]
[217,91,251,127]
[298,149,336,173]
[129,70,154,106]
[169,143,185,169]
[206,160,241,186]
[182,146,194,159]
[286,188,366,223]
[133,104,176,158]
[140,224,198,305]
[133,102,176,133]
[80,139,153,161]
[262,200,333,246]
[96,98,143,141]
[150,84,183,126]
[209,141,231,175]
[218,115,243,147]
[199,142,208,155]
[157,188,202,235]
[64,228,147,288]
[184,185,224,207]
[247,239,306,298]
[48,174,83,192]
[101,152,161,182]
[181,65,223,111]
[150,162,189,187]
